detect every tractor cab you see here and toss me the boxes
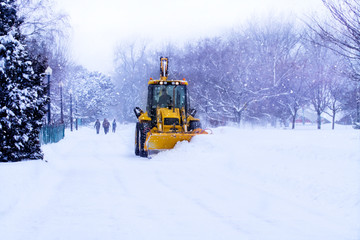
[146,80,189,121]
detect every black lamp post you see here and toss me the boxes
[45,66,52,124]
[75,95,78,130]
[69,89,73,132]
[59,81,64,123]
[357,83,360,125]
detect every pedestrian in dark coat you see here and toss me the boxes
[103,118,110,134]
[94,119,101,134]
[112,119,117,133]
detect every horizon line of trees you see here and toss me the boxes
[13,0,359,132]
[112,14,359,130]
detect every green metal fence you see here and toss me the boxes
[40,124,65,144]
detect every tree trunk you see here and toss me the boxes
[332,109,336,130]
[236,111,242,126]
[292,115,296,129]
[291,108,298,130]
[317,111,321,130]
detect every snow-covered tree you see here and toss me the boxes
[0,0,46,161]
[16,0,70,126]
[65,65,117,124]
[241,20,301,126]
[111,15,358,128]
[172,20,302,127]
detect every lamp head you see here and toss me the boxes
[45,66,52,76]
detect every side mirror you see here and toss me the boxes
[134,107,143,118]
[189,108,197,117]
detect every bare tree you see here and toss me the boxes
[322,56,348,129]
[16,0,69,42]
[303,35,336,129]
[310,0,360,125]
[312,0,360,59]
[286,66,309,129]
[113,40,153,121]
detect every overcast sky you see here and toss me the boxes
[55,0,326,74]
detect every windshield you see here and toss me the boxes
[147,84,188,115]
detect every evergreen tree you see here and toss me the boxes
[0,0,46,161]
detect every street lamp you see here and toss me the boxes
[69,89,73,132]
[59,81,64,123]
[75,95,78,130]
[45,66,52,124]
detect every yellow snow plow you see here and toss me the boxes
[134,57,208,157]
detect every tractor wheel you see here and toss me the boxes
[189,120,202,132]
[135,122,140,156]
[139,122,150,158]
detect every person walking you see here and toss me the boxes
[94,119,101,134]
[103,118,110,134]
[112,119,117,133]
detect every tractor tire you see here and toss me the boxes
[135,122,140,156]
[189,120,202,132]
[139,122,150,158]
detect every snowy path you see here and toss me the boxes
[0,124,359,240]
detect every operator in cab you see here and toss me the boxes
[158,88,172,107]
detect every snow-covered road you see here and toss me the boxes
[0,124,359,240]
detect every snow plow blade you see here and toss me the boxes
[145,131,207,151]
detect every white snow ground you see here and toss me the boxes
[0,124,359,240]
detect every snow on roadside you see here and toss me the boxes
[155,125,360,239]
[0,123,359,240]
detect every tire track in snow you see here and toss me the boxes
[152,167,251,236]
